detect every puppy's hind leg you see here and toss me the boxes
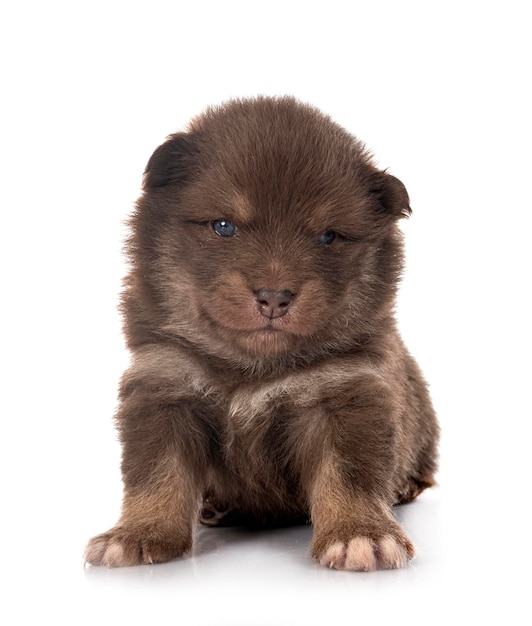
[200,498,232,526]
[394,475,435,505]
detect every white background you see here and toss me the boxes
[1,1,530,624]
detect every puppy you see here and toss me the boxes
[85,96,439,571]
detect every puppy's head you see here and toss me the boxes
[127,97,411,364]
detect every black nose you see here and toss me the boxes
[255,288,294,319]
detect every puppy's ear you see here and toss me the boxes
[369,171,412,219]
[143,133,199,189]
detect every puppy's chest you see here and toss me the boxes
[220,359,365,430]
[205,359,376,459]
[222,380,296,451]
[218,370,329,461]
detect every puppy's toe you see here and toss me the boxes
[319,541,348,569]
[85,534,141,567]
[375,534,412,569]
[345,537,378,571]
[84,534,112,566]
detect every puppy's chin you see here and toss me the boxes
[230,327,302,357]
[201,313,306,357]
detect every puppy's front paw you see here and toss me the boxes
[84,525,192,567]
[313,534,414,571]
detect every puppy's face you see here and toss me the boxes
[132,98,410,362]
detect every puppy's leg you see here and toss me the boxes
[307,392,415,571]
[309,454,414,571]
[85,472,198,567]
[85,395,213,567]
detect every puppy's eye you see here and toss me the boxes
[211,219,238,237]
[318,230,336,245]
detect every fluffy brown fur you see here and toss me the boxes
[85,96,439,571]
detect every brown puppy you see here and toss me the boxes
[85,96,439,571]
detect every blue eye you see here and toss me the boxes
[211,219,238,237]
[318,230,336,245]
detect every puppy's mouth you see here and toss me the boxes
[238,323,301,356]
[253,323,283,333]
[204,310,302,356]
[242,320,290,340]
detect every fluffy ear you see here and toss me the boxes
[143,133,199,189]
[369,171,412,219]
